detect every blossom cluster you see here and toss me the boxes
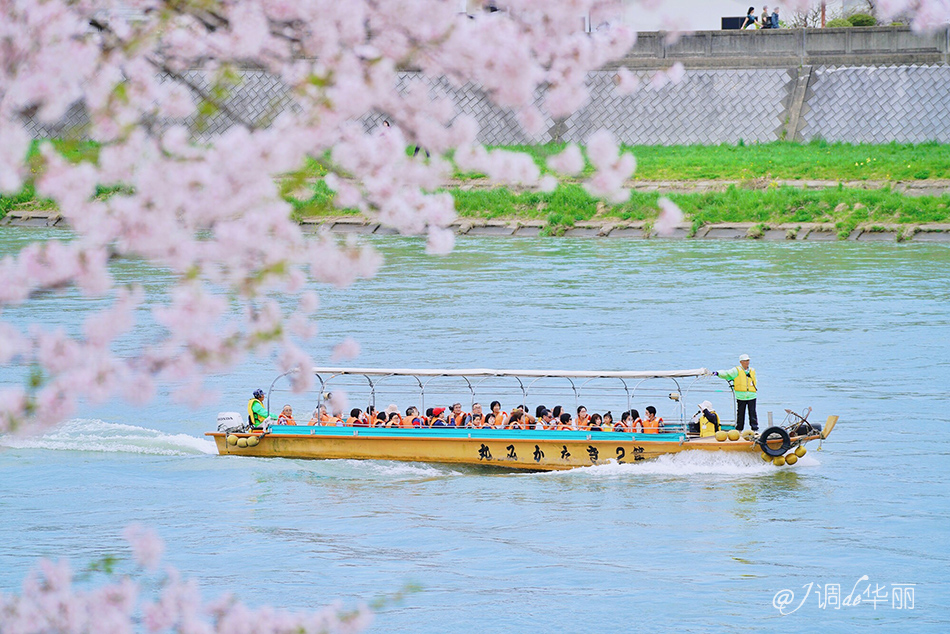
[0,524,371,633]
[0,0,638,432]
[1,0,946,435]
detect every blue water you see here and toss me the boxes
[1,229,948,631]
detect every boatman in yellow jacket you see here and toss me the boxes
[248,388,278,429]
[714,354,758,432]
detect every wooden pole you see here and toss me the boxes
[821,1,826,27]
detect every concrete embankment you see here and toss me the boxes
[6,209,949,242]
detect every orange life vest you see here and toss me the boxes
[576,415,590,431]
[278,414,297,426]
[451,412,468,427]
[642,416,662,434]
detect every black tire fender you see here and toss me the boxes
[758,426,791,457]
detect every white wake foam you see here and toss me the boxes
[550,450,821,477]
[0,419,217,456]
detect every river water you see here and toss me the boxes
[1,228,948,631]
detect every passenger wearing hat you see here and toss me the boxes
[247,389,278,429]
[430,407,448,426]
[696,400,720,438]
[713,354,758,431]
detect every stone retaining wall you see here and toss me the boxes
[6,209,948,242]
[24,27,950,146]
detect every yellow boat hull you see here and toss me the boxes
[207,424,828,471]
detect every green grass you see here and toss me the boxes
[451,183,950,236]
[453,141,950,182]
[6,140,950,237]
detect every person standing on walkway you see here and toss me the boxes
[714,354,758,431]
[741,6,758,29]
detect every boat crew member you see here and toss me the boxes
[248,389,278,429]
[696,400,720,437]
[642,406,662,433]
[714,354,758,431]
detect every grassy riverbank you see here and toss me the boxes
[4,141,949,238]
[458,141,950,182]
[449,184,950,237]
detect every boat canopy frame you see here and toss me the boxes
[265,366,731,432]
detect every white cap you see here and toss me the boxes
[699,400,713,411]
[739,354,750,361]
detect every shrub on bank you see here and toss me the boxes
[848,13,877,27]
[826,18,853,28]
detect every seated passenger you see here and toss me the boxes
[431,407,448,427]
[448,403,470,427]
[642,406,662,434]
[346,408,363,426]
[278,405,297,426]
[364,406,377,425]
[483,412,497,429]
[374,412,386,427]
[403,406,425,428]
[489,401,508,428]
[602,411,614,432]
[308,404,336,426]
[588,413,603,432]
[557,412,573,431]
[507,410,525,429]
[517,405,536,429]
[629,409,643,433]
[385,412,402,427]
[469,412,483,428]
[575,406,591,431]
[536,408,555,430]
[551,405,563,420]
[615,411,631,433]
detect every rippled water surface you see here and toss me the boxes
[1,229,948,631]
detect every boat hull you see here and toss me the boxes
[207,425,822,471]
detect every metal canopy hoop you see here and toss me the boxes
[311,367,710,379]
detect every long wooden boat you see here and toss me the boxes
[206,367,837,471]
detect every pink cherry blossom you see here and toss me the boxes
[123,523,166,571]
[654,196,684,237]
[546,143,586,176]
[330,337,361,361]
